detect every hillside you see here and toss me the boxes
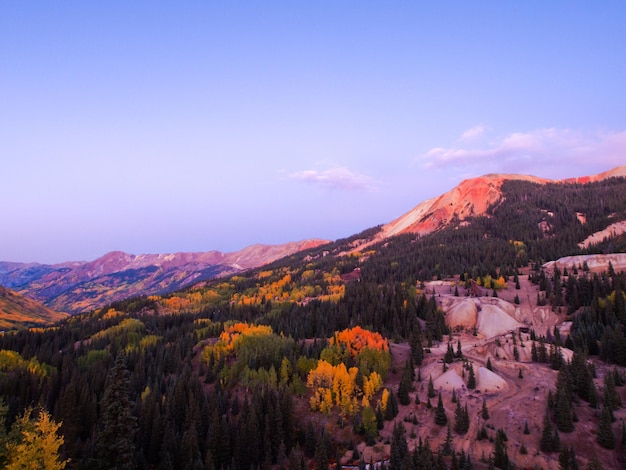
[0,240,328,314]
[0,167,626,468]
[0,286,67,330]
[367,165,626,247]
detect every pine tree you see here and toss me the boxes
[398,361,413,406]
[97,353,138,469]
[410,331,424,366]
[454,401,469,435]
[467,365,476,390]
[603,372,621,413]
[597,405,615,449]
[435,392,447,426]
[493,428,508,469]
[445,343,455,363]
[482,399,489,420]
[428,375,437,398]
[385,390,399,420]
[389,422,410,470]
[540,411,554,453]
[486,357,494,371]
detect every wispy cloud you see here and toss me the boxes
[420,128,626,175]
[289,166,377,191]
[460,124,488,142]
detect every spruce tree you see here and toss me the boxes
[492,428,508,470]
[389,422,410,470]
[428,375,437,398]
[398,362,413,406]
[441,425,453,455]
[467,365,476,390]
[555,386,574,432]
[435,392,448,426]
[482,399,489,420]
[456,339,463,359]
[454,401,469,435]
[97,353,138,469]
[540,411,554,453]
[597,405,615,449]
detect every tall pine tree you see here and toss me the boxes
[97,353,138,469]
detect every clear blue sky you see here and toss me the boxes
[2,2,625,263]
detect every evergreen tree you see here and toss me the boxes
[482,399,489,420]
[486,357,494,371]
[467,365,476,389]
[398,361,413,406]
[492,428,508,470]
[428,375,437,398]
[555,386,574,432]
[410,331,424,366]
[454,401,469,435]
[540,411,554,453]
[389,422,410,470]
[435,393,447,426]
[597,405,615,449]
[441,425,453,455]
[97,353,138,469]
[603,372,622,412]
[385,390,399,420]
[445,343,455,363]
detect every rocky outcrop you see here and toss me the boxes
[544,253,626,274]
[367,165,626,246]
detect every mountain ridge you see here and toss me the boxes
[371,165,626,245]
[0,239,329,314]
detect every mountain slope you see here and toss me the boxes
[0,240,328,314]
[0,286,68,330]
[373,165,626,244]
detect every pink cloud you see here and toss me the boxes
[460,124,488,142]
[421,128,626,174]
[289,166,377,191]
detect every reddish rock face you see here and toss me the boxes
[375,165,626,243]
[377,173,549,241]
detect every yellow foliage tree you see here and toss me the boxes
[378,388,390,413]
[6,408,68,470]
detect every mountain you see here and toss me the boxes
[371,165,626,245]
[0,239,328,314]
[0,285,68,330]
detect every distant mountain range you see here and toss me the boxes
[0,240,327,314]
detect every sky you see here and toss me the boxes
[1,2,626,264]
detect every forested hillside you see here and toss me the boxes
[0,177,625,468]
